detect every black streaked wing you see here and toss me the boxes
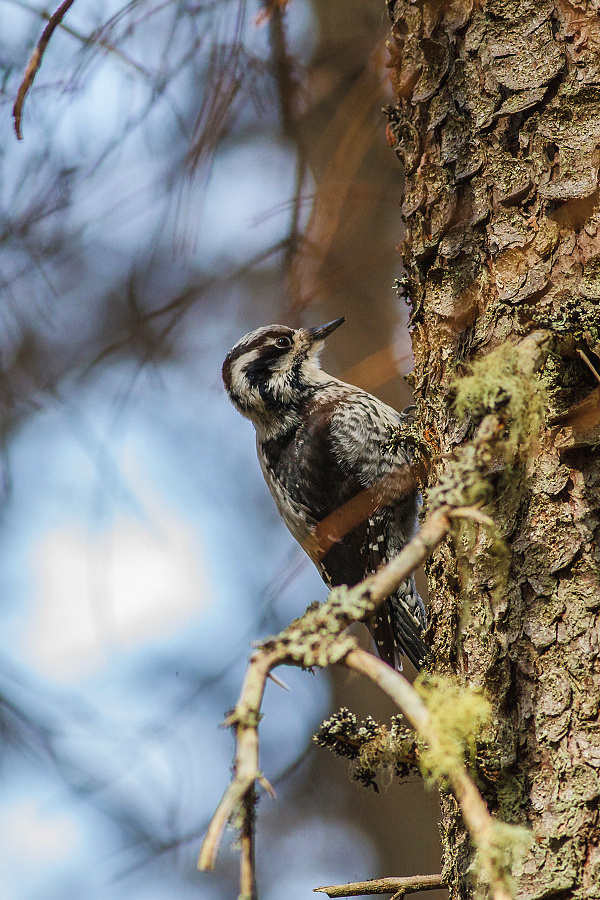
[366,516,398,668]
[327,390,411,488]
[366,514,429,670]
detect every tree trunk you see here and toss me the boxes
[385,0,600,897]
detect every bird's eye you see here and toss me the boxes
[274,336,292,349]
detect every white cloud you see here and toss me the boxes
[0,799,79,864]
[26,455,212,681]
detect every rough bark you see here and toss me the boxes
[385,0,600,898]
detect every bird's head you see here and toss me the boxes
[222,318,345,439]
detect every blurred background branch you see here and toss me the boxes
[13,0,77,138]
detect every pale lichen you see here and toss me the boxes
[452,342,546,465]
[415,675,491,783]
[313,708,419,789]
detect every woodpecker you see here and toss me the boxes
[222,317,428,670]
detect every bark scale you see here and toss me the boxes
[385,0,600,897]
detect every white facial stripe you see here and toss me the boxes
[228,347,261,395]
[233,327,278,352]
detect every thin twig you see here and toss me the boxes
[7,0,152,81]
[314,873,446,897]
[266,670,290,690]
[13,0,77,140]
[288,50,384,309]
[577,348,600,386]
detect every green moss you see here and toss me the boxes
[428,339,548,520]
[416,673,532,895]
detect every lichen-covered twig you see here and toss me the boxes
[314,872,445,897]
[313,709,419,789]
[345,650,514,900]
[13,0,77,140]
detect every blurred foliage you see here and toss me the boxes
[0,1,445,898]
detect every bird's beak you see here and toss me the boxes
[307,317,346,343]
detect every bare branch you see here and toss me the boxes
[198,648,278,873]
[13,0,77,140]
[7,0,152,81]
[314,873,445,898]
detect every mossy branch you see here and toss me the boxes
[346,651,528,900]
[198,506,454,880]
[429,331,552,514]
